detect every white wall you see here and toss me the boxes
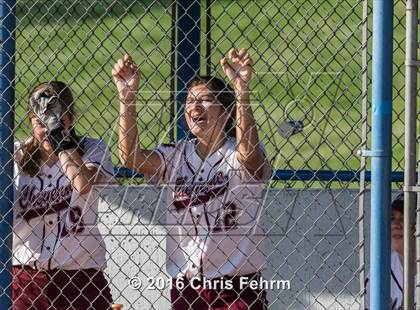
[97,187,379,310]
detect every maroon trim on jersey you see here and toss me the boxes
[56,174,66,188]
[156,149,167,181]
[36,175,44,191]
[48,214,61,271]
[173,183,229,210]
[87,161,114,178]
[199,251,204,282]
[184,142,226,177]
[187,207,201,279]
[391,269,403,292]
[188,208,199,236]
[203,203,211,231]
[391,299,398,310]
[183,146,196,175]
[199,204,211,281]
[38,216,46,269]
[211,156,225,172]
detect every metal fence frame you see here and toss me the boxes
[0,1,15,309]
[404,0,418,308]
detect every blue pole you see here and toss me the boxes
[176,0,201,140]
[0,0,15,308]
[370,0,393,309]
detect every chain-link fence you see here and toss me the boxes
[0,0,410,309]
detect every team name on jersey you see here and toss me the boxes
[18,184,72,221]
[173,171,229,209]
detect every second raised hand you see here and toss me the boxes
[112,53,140,103]
[220,48,253,92]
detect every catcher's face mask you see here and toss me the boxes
[29,86,65,131]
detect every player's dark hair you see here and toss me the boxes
[391,192,404,214]
[188,76,236,137]
[19,81,78,177]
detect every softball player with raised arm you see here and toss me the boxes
[365,193,416,310]
[13,81,114,310]
[114,49,272,309]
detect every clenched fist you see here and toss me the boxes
[112,53,140,104]
[220,48,253,92]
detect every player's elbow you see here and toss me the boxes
[73,181,92,195]
[237,152,263,168]
[119,149,134,169]
[237,152,268,180]
[72,170,97,195]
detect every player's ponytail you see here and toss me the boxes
[189,76,236,137]
[18,137,41,177]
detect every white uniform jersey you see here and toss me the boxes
[147,137,272,279]
[13,137,114,270]
[365,250,415,310]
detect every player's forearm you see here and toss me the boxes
[118,99,162,175]
[119,98,141,168]
[235,88,265,174]
[58,149,97,195]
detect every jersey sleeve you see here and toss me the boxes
[365,266,401,310]
[144,143,178,185]
[234,142,272,183]
[81,138,115,181]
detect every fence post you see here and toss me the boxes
[370,0,393,309]
[405,0,418,308]
[0,0,15,308]
[358,0,369,306]
[176,0,201,140]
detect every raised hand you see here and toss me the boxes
[220,48,253,91]
[112,53,140,103]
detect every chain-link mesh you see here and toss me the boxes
[0,0,409,309]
